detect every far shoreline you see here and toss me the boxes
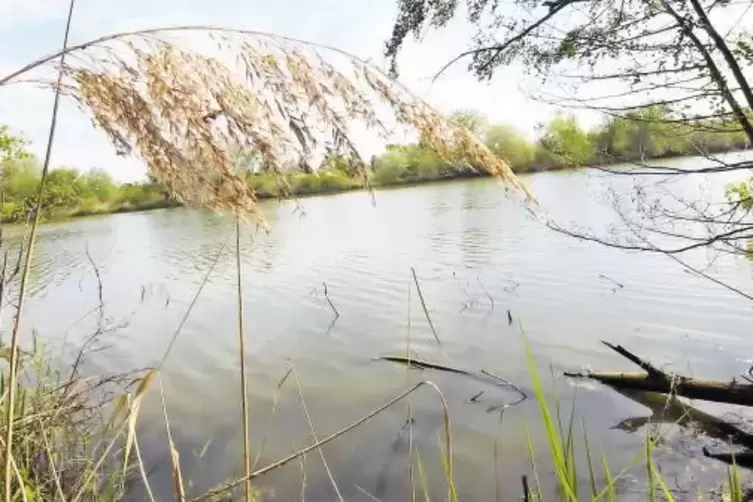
[20,149,750,225]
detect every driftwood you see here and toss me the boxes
[568,341,753,468]
[564,341,753,407]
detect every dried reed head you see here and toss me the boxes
[20,28,532,225]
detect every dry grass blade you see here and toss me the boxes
[2,26,531,229]
[192,380,453,502]
[159,376,186,502]
[121,369,157,483]
[3,1,76,501]
[133,433,157,502]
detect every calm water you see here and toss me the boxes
[9,155,753,500]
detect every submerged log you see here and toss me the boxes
[565,341,753,407]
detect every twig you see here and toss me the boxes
[191,380,453,502]
[477,276,495,312]
[4,1,76,500]
[322,281,339,318]
[469,390,484,402]
[410,267,441,345]
[600,341,665,378]
[235,218,252,502]
[522,475,531,502]
[85,243,104,323]
[70,243,106,377]
[481,369,529,410]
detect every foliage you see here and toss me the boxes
[0,104,747,224]
[384,0,753,264]
[0,153,169,223]
[384,0,753,142]
[536,115,597,168]
[484,124,536,172]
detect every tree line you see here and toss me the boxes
[0,125,171,222]
[0,105,747,222]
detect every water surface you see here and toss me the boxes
[11,155,753,500]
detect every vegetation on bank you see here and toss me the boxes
[1,105,747,223]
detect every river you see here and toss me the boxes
[9,154,753,501]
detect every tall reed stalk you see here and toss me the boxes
[3,1,76,500]
[236,218,252,501]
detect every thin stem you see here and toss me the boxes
[236,217,252,502]
[3,1,76,500]
[410,267,441,346]
[291,366,344,502]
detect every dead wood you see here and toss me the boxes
[565,341,753,407]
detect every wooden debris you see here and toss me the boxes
[564,341,753,407]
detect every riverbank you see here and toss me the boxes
[18,147,751,225]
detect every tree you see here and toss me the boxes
[536,114,596,167]
[484,123,535,171]
[79,168,116,201]
[450,109,489,137]
[385,0,753,295]
[43,168,81,209]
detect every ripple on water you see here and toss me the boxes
[17,170,753,500]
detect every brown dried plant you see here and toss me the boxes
[1,27,532,226]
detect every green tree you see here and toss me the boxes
[79,168,116,202]
[44,168,82,209]
[484,124,535,172]
[0,126,30,165]
[537,115,596,167]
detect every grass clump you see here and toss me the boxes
[0,336,141,501]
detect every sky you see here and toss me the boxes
[1,0,587,181]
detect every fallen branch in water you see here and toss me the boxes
[565,341,753,407]
[376,355,528,410]
[377,355,468,374]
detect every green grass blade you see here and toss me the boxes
[521,329,577,501]
[645,430,656,502]
[415,452,431,502]
[601,454,616,502]
[582,419,597,500]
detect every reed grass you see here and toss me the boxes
[234,218,252,502]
